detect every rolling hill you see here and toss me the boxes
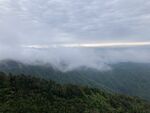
[0,72,150,113]
[0,60,150,100]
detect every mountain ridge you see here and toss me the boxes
[0,72,150,113]
[0,59,150,100]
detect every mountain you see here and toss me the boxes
[0,72,150,113]
[0,60,150,100]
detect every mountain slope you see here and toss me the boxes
[0,72,150,113]
[0,60,150,100]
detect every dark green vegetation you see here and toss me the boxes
[0,60,150,100]
[0,72,150,113]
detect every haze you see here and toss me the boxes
[0,0,150,70]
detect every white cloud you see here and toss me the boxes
[0,0,150,70]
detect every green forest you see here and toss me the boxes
[0,72,150,113]
[1,60,150,100]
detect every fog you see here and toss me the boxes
[0,0,150,71]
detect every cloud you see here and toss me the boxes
[0,0,150,71]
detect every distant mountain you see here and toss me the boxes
[0,72,150,113]
[0,59,150,100]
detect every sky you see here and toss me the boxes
[0,0,150,71]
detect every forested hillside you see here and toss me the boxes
[0,72,150,113]
[0,60,150,100]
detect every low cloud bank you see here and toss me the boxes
[0,45,150,71]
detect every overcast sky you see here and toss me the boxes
[0,0,150,70]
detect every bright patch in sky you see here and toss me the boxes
[22,41,150,49]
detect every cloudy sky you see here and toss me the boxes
[0,0,150,70]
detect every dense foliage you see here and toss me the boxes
[0,72,150,113]
[0,60,150,100]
